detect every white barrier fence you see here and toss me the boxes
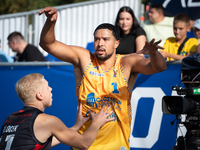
[0,0,143,57]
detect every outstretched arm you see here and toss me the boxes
[145,39,167,73]
[39,7,87,65]
[129,39,167,74]
[160,50,193,61]
[40,103,115,149]
[51,102,90,147]
[71,102,91,132]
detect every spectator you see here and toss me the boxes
[186,20,196,38]
[192,19,200,44]
[114,6,146,54]
[160,13,198,61]
[0,39,13,62]
[143,4,174,46]
[196,44,200,53]
[7,31,46,62]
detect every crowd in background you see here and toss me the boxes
[0,3,200,62]
[115,4,199,61]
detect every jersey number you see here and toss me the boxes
[0,134,15,150]
[111,82,119,94]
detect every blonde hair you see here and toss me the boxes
[15,73,44,105]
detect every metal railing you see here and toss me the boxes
[0,0,143,57]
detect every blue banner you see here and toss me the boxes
[150,0,200,20]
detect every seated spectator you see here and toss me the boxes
[186,20,196,38]
[0,50,13,62]
[192,18,200,44]
[114,6,146,55]
[0,39,13,62]
[160,13,198,61]
[7,32,46,62]
[143,4,174,46]
[196,44,200,53]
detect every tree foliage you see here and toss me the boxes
[0,0,89,15]
[0,0,151,15]
[142,0,151,6]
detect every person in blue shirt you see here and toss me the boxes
[0,39,13,62]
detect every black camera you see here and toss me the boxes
[162,84,200,115]
[162,54,200,150]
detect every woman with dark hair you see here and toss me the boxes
[115,6,146,54]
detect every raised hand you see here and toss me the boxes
[39,7,58,22]
[88,102,115,128]
[136,39,164,55]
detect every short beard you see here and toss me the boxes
[95,52,113,60]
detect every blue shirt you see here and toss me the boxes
[0,50,13,62]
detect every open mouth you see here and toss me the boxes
[97,48,105,54]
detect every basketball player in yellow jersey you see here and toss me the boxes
[39,7,167,150]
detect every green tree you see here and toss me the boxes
[0,0,89,15]
[0,0,151,15]
[142,0,151,6]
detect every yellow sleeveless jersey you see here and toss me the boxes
[74,54,132,150]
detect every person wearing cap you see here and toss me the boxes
[193,19,200,44]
